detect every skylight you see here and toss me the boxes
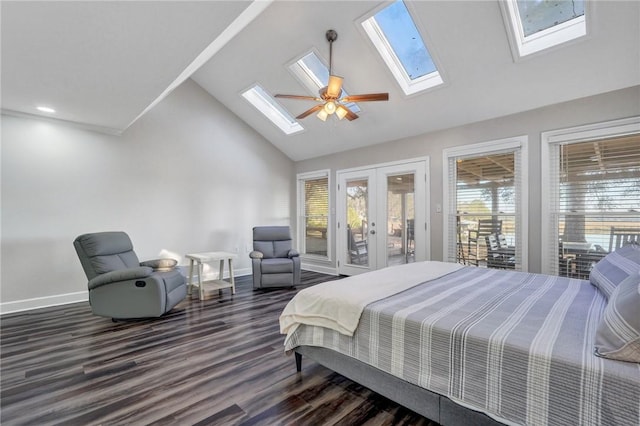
[242,84,303,135]
[289,51,360,113]
[502,0,587,58]
[361,0,442,96]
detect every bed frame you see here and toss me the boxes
[295,345,504,426]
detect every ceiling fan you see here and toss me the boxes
[275,29,389,122]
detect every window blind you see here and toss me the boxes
[447,157,458,263]
[548,134,640,277]
[301,175,329,257]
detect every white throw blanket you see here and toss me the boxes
[280,261,463,344]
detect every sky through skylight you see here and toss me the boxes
[502,0,587,57]
[516,0,585,37]
[373,0,436,80]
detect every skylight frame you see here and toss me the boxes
[500,0,588,59]
[360,0,443,96]
[288,50,361,113]
[241,84,303,135]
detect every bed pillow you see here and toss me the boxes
[589,244,640,300]
[594,273,640,363]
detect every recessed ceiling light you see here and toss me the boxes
[36,106,56,113]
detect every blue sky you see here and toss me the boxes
[374,0,437,80]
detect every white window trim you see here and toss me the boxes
[499,0,589,60]
[297,169,332,261]
[540,116,640,274]
[241,84,304,135]
[287,48,327,97]
[442,136,529,270]
[359,2,444,96]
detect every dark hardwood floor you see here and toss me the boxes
[1,271,437,425]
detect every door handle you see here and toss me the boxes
[370,230,376,235]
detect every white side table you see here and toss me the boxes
[185,251,238,300]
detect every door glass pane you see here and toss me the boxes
[387,173,415,265]
[346,179,369,266]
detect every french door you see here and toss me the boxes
[337,159,428,275]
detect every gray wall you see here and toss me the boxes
[295,86,640,273]
[2,80,638,313]
[1,79,294,312]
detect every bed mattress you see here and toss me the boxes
[284,264,640,426]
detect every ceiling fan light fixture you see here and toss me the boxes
[323,101,337,115]
[317,109,329,121]
[326,75,344,99]
[336,105,349,120]
[275,29,388,124]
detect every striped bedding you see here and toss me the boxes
[284,264,640,426]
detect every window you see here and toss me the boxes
[289,52,360,113]
[241,84,303,135]
[501,0,587,58]
[516,0,585,37]
[541,118,640,277]
[297,170,330,259]
[361,0,443,95]
[443,137,528,270]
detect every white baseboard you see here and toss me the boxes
[0,291,89,315]
[0,268,249,316]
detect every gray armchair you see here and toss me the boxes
[74,231,187,319]
[250,226,300,289]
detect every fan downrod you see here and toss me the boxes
[326,30,338,76]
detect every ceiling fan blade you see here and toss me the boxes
[296,104,324,119]
[336,104,359,121]
[341,93,389,103]
[345,110,358,121]
[326,75,343,99]
[275,94,322,101]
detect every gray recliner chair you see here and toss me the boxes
[74,231,187,319]
[250,226,300,289]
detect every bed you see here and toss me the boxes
[280,250,640,426]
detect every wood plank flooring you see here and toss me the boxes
[1,271,437,425]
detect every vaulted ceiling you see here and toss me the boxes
[2,1,639,161]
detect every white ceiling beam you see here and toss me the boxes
[125,0,274,130]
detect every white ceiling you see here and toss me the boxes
[2,1,639,160]
[1,1,253,132]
